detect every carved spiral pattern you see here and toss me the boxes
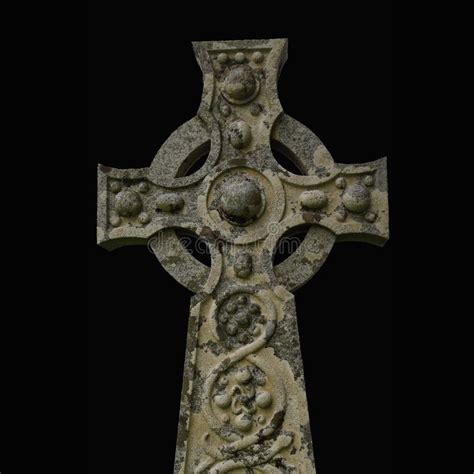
[197,294,293,473]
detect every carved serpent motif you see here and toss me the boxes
[196,294,294,473]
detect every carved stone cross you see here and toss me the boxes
[97,39,389,473]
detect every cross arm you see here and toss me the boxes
[278,157,389,247]
[331,157,389,246]
[96,163,204,251]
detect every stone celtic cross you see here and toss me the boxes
[96,39,389,473]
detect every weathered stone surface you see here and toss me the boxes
[96,38,389,473]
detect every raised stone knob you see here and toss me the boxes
[228,120,252,149]
[342,184,371,213]
[115,189,143,217]
[156,193,184,213]
[219,178,264,225]
[222,65,258,104]
[300,190,328,210]
[234,413,253,432]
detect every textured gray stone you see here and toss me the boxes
[97,38,389,473]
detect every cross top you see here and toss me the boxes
[97,39,389,473]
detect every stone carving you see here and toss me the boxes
[342,184,371,213]
[156,193,185,213]
[115,189,142,217]
[198,291,291,473]
[299,190,328,210]
[222,65,260,104]
[228,120,252,149]
[216,294,264,349]
[234,253,253,279]
[96,39,389,473]
[219,178,264,225]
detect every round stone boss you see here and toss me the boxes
[115,189,143,217]
[221,64,261,105]
[218,177,265,226]
[198,165,285,245]
[342,184,371,213]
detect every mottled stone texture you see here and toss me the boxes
[97,39,389,473]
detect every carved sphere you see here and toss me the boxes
[235,367,252,384]
[228,120,252,149]
[249,103,261,116]
[234,413,253,432]
[109,213,121,227]
[109,181,122,193]
[342,185,371,213]
[363,175,375,187]
[138,212,150,225]
[335,177,347,189]
[234,252,252,278]
[255,391,273,408]
[219,179,263,225]
[115,189,143,217]
[217,53,228,64]
[223,65,257,102]
[234,52,246,63]
[214,393,232,409]
[220,104,231,117]
[365,211,377,223]
[335,208,347,222]
[252,52,264,63]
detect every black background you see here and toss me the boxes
[88,3,392,473]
